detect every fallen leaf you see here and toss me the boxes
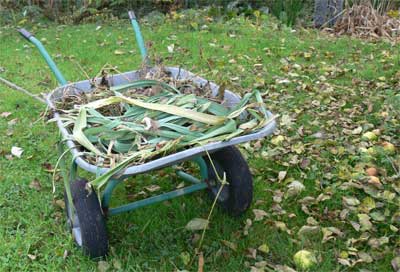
[306,217,319,225]
[246,248,257,259]
[167,44,175,53]
[180,251,190,265]
[368,236,389,248]
[357,251,373,263]
[358,214,373,231]
[145,185,161,192]
[390,225,398,232]
[27,254,36,260]
[370,211,385,221]
[253,209,268,221]
[303,52,312,60]
[244,218,252,235]
[350,221,361,231]
[271,135,285,146]
[281,114,294,127]
[29,179,41,191]
[273,190,284,203]
[114,49,125,55]
[1,112,11,118]
[113,259,122,269]
[55,199,65,209]
[342,196,360,206]
[274,265,297,272]
[278,171,287,182]
[275,221,290,233]
[286,180,305,197]
[322,227,343,243]
[258,243,269,254]
[186,218,209,231]
[63,250,68,260]
[298,225,320,237]
[98,260,110,272]
[360,197,375,212]
[337,258,351,266]
[11,146,23,158]
[41,162,54,172]
[352,126,362,135]
[221,240,237,251]
[392,256,400,272]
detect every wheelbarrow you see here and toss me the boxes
[18,11,277,258]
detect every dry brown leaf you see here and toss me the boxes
[186,218,209,231]
[29,179,42,191]
[221,240,237,251]
[145,185,161,192]
[253,209,268,221]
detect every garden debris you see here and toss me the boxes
[253,209,268,221]
[29,179,42,191]
[0,76,46,104]
[54,66,273,188]
[221,240,237,251]
[326,2,400,41]
[185,218,209,231]
[1,112,12,118]
[11,146,23,158]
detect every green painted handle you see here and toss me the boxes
[128,10,148,62]
[18,28,33,41]
[17,28,67,85]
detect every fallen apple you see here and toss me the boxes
[365,167,378,177]
[382,141,395,154]
[293,250,317,270]
[362,131,377,141]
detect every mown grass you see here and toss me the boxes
[0,12,399,271]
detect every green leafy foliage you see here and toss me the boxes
[267,0,307,26]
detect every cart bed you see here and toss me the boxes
[47,67,277,176]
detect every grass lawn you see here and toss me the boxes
[0,11,399,271]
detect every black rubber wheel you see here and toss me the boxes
[203,146,253,216]
[64,178,108,258]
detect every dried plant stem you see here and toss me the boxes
[73,60,91,81]
[0,76,46,104]
[190,150,228,269]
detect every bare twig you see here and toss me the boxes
[0,76,46,104]
[72,60,91,81]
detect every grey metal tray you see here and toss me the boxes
[47,67,277,176]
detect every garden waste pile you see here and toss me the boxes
[55,67,272,187]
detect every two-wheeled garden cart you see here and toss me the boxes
[17,11,277,258]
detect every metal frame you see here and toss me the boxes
[18,11,277,218]
[57,137,210,216]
